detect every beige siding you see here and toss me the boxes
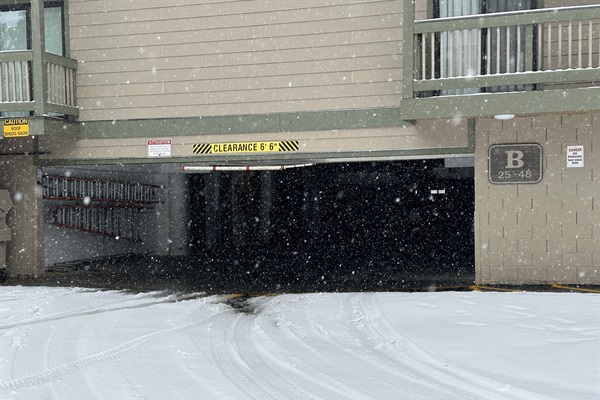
[474,112,600,285]
[70,0,402,121]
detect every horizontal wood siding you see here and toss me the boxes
[69,0,402,121]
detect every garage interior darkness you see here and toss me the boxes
[41,159,474,292]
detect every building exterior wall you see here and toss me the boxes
[2,0,599,285]
[475,112,600,284]
[69,0,403,121]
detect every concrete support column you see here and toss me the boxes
[304,169,320,239]
[231,173,243,248]
[167,174,189,256]
[0,155,44,277]
[205,173,220,250]
[259,171,272,245]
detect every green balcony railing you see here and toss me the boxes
[0,50,78,118]
[402,3,600,119]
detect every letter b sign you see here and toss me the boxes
[504,151,524,169]
[489,144,542,184]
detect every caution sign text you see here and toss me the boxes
[193,140,299,154]
[147,139,172,158]
[3,118,29,138]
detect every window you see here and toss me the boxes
[0,2,64,55]
[434,0,538,94]
[0,9,28,51]
[1,2,64,116]
[44,5,64,56]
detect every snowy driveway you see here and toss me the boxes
[1,287,599,399]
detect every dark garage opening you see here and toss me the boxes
[187,159,474,292]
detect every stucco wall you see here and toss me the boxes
[475,112,600,284]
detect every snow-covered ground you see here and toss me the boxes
[1,286,598,399]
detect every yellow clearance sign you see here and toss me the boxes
[3,118,29,138]
[193,140,299,154]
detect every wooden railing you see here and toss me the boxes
[0,52,32,104]
[0,50,78,118]
[405,4,600,98]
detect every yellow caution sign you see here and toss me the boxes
[193,140,299,155]
[3,118,29,138]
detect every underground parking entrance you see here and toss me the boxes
[34,159,475,293]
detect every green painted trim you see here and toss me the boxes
[402,87,600,120]
[62,0,70,56]
[0,51,32,62]
[0,103,34,113]
[37,116,475,167]
[31,0,46,116]
[426,0,435,19]
[413,69,600,92]
[79,108,408,139]
[414,4,600,33]
[43,52,77,69]
[0,117,78,137]
[43,117,79,136]
[402,0,415,100]
[0,0,28,6]
[45,103,79,117]
[25,117,78,136]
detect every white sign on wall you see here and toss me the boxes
[148,139,172,158]
[566,145,584,168]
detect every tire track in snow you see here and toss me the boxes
[253,297,384,400]
[237,300,366,400]
[209,305,319,400]
[347,293,554,400]
[269,294,441,399]
[0,312,219,392]
[0,292,206,331]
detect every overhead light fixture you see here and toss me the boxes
[494,114,515,120]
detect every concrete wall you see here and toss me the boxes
[475,112,600,284]
[69,0,402,121]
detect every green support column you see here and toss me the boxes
[402,0,415,101]
[31,0,47,116]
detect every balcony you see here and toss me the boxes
[0,50,78,119]
[402,4,600,120]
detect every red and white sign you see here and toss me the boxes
[147,139,172,158]
[566,145,583,168]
